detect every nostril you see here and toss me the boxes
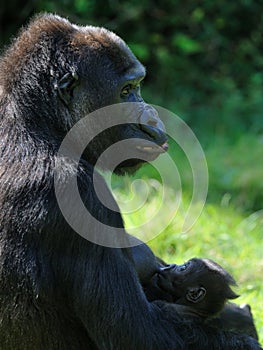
[147,119,158,127]
[139,107,166,134]
[139,107,159,126]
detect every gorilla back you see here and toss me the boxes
[0,14,261,350]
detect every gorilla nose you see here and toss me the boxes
[139,105,166,132]
[138,105,168,150]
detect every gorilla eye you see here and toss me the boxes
[121,85,131,96]
[121,84,140,98]
[121,84,133,97]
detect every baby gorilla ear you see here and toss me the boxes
[56,71,79,106]
[186,287,206,303]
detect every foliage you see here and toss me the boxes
[206,134,263,210]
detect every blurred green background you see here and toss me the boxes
[1,0,262,341]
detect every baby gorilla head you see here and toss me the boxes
[158,258,239,318]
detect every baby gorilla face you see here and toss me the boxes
[157,259,201,301]
[156,258,238,316]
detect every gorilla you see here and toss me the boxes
[0,13,261,349]
[154,257,239,314]
[132,244,259,340]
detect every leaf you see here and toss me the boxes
[172,34,202,54]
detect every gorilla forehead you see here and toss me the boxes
[0,13,145,91]
[71,23,145,76]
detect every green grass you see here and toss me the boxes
[110,132,263,343]
[206,134,263,211]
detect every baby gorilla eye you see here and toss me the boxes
[177,261,190,272]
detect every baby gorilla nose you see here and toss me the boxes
[160,264,177,272]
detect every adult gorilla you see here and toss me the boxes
[0,14,261,349]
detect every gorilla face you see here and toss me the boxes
[55,24,168,173]
[1,14,167,174]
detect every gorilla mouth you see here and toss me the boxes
[136,142,169,154]
[115,141,168,175]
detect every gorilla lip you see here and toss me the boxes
[136,142,169,154]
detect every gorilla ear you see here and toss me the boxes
[186,287,206,303]
[57,71,79,106]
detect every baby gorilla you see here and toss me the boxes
[132,244,259,339]
[156,258,238,318]
[157,258,259,339]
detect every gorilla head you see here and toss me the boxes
[0,13,168,174]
